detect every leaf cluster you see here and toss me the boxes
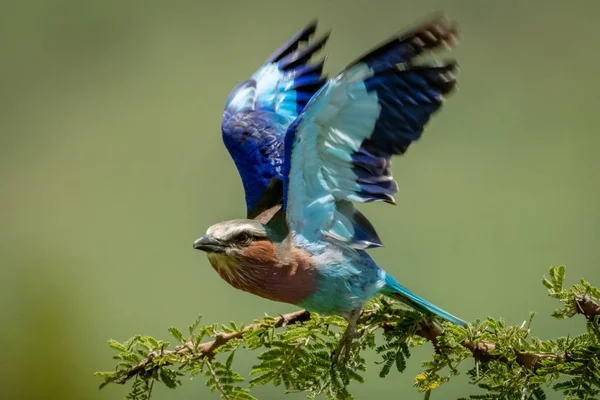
[96,266,600,399]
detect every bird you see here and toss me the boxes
[195,14,466,361]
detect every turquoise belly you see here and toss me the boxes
[298,255,385,317]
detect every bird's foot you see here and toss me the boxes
[331,308,361,367]
[331,332,354,366]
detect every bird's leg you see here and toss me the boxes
[331,308,361,366]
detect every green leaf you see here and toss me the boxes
[168,327,185,344]
[188,314,203,336]
[108,339,127,352]
[98,267,600,400]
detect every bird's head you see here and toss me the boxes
[193,219,280,275]
[193,219,314,304]
[194,219,268,255]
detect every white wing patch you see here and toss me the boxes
[252,64,284,111]
[226,84,256,113]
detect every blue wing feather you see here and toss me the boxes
[221,21,330,216]
[278,32,330,70]
[284,15,458,248]
[263,19,318,64]
[346,13,457,72]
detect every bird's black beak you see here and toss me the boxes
[193,236,226,253]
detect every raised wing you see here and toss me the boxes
[283,15,458,249]
[221,21,330,217]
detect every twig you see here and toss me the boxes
[414,321,568,369]
[577,294,600,320]
[118,295,600,384]
[206,359,231,400]
[146,378,155,399]
[367,298,600,370]
[119,309,310,383]
[521,376,529,400]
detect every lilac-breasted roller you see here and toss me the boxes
[195,15,467,360]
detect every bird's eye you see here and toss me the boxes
[236,233,251,244]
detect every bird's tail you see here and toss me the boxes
[381,273,467,327]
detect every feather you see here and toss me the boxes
[381,273,467,326]
[283,16,458,248]
[220,20,330,216]
[345,13,458,72]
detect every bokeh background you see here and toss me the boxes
[1,0,599,399]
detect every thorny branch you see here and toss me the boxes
[409,294,600,369]
[119,309,310,384]
[117,294,600,384]
[577,294,600,320]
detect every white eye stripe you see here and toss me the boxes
[206,220,268,242]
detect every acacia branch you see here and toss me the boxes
[119,309,311,384]
[433,294,598,368]
[192,309,311,358]
[96,266,600,400]
[117,293,600,384]
[374,293,600,369]
[577,294,600,320]
[413,321,567,368]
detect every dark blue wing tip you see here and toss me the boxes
[357,60,459,157]
[272,24,330,116]
[345,14,458,72]
[278,30,331,70]
[264,19,321,65]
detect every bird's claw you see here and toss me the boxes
[331,334,353,366]
[331,308,361,367]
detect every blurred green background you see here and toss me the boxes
[1,0,598,399]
